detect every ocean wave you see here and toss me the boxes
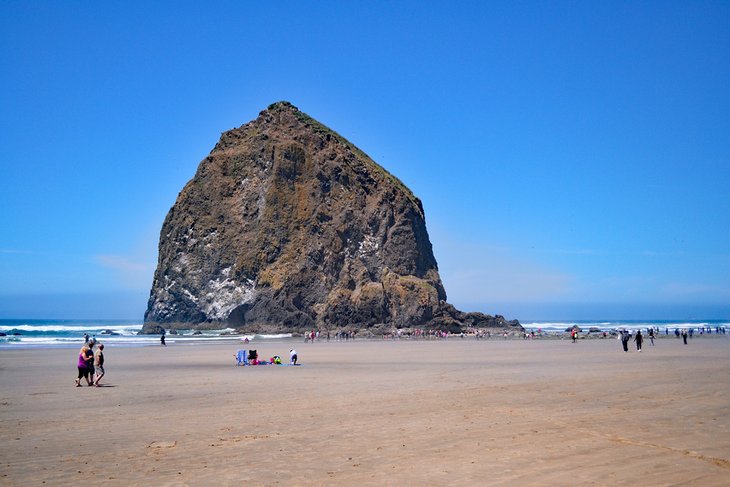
[0,335,159,346]
[0,324,141,333]
[255,333,293,339]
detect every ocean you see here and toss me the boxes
[0,319,292,349]
[0,318,727,349]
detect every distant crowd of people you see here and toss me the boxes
[614,325,728,351]
[304,330,355,342]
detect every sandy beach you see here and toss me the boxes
[1,336,728,486]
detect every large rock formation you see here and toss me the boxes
[142,102,520,334]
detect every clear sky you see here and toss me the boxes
[1,1,728,321]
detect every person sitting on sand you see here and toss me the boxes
[248,349,258,365]
[290,349,298,365]
[94,343,105,386]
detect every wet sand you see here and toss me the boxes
[1,337,728,486]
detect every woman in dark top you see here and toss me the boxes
[634,330,643,352]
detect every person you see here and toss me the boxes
[571,328,577,343]
[75,344,91,387]
[83,333,89,344]
[290,349,298,365]
[620,330,630,352]
[648,328,655,346]
[634,330,643,352]
[94,344,105,386]
[160,334,166,346]
[85,340,96,384]
[681,329,688,345]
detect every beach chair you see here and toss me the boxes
[236,349,248,366]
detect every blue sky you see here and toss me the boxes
[1,1,728,320]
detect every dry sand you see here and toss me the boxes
[1,336,728,486]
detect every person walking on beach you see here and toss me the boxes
[648,328,655,346]
[620,330,630,352]
[94,344,105,386]
[681,329,688,345]
[571,328,577,343]
[634,330,643,352]
[84,333,89,344]
[290,349,298,365]
[160,334,166,346]
[75,344,91,386]
[85,340,96,384]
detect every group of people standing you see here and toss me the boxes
[75,337,105,387]
[619,328,663,352]
[619,329,648,352]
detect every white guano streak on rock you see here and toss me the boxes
[358,235,379,256]
[199,267,255,320]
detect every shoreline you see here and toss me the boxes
[1,328,727,351]
[3,318,727,350]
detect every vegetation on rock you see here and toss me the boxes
[143,102,520,334]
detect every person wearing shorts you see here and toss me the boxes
[76,345,90,387]
[94,343,105,386]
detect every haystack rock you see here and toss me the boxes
[142,102,521,334]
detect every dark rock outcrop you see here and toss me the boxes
[142,102,520,334]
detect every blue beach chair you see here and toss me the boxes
[236,349,248,366]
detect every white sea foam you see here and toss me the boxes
[0,323,143,333]
[255,333,293,339]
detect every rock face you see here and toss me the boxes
[143,102,520,333]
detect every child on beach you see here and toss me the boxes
[290,349,298,365]
[94,344,105,386]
